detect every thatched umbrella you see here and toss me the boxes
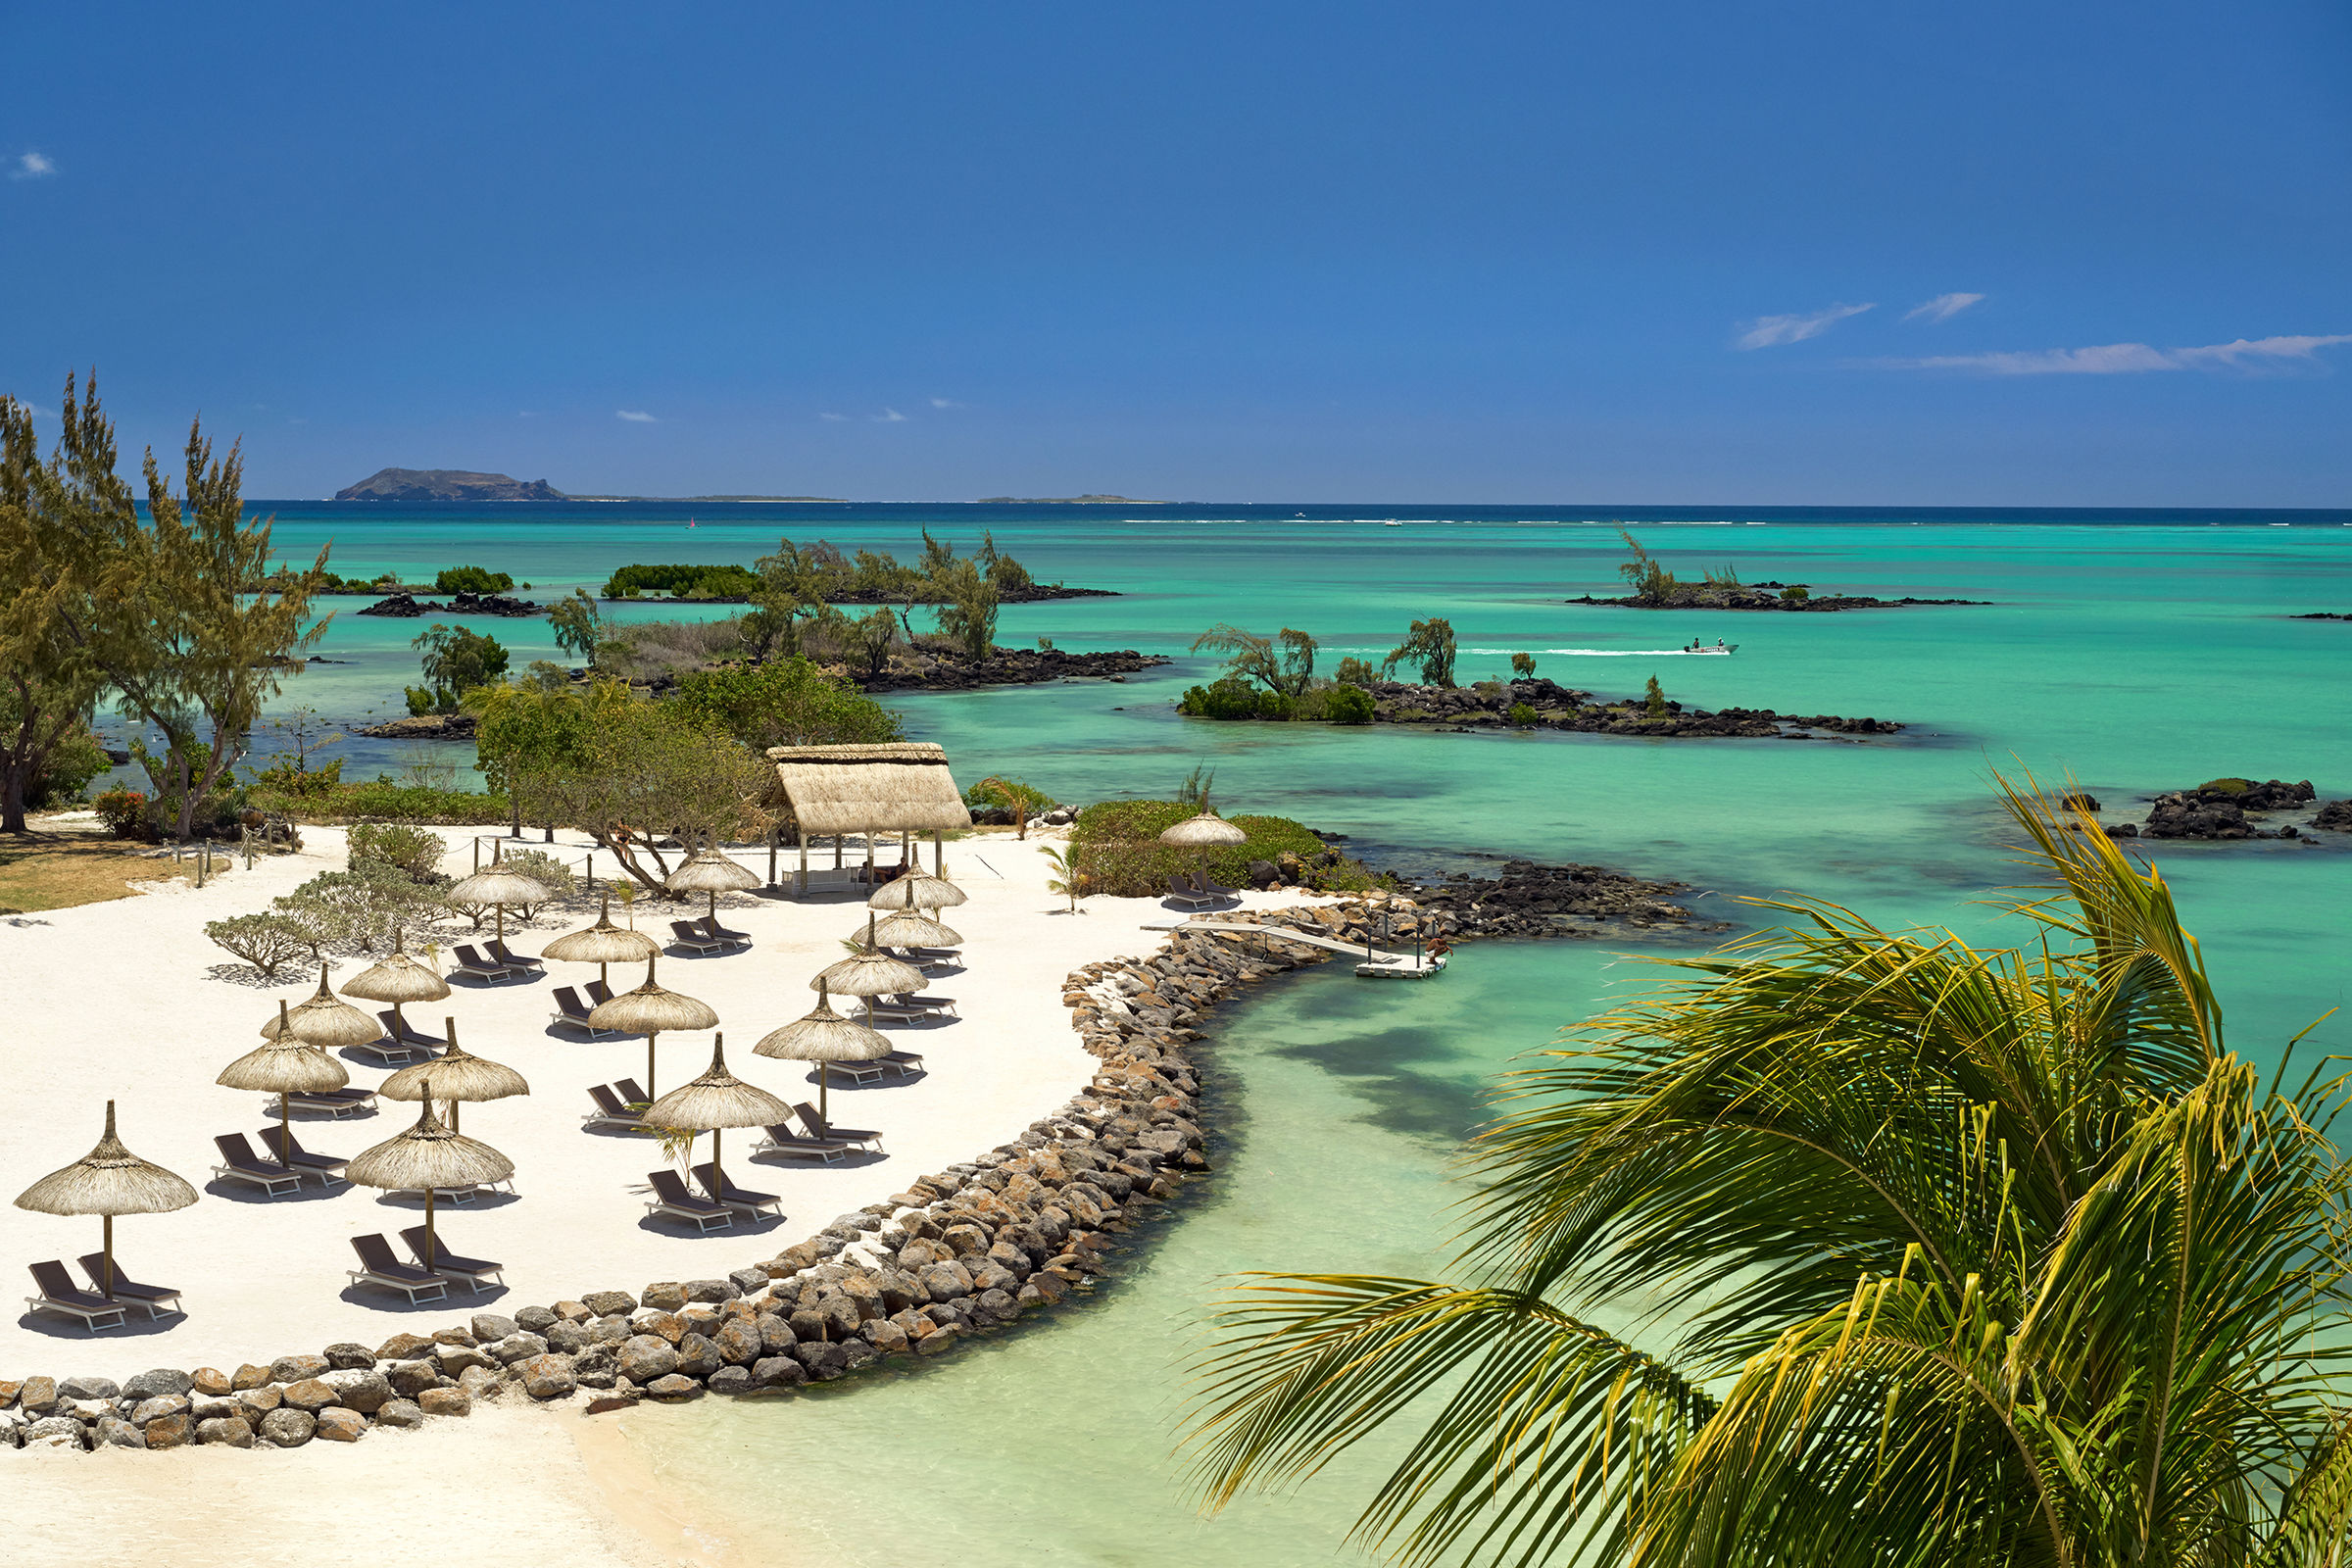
[1159,809,1247,884]
[379,1019,527,1133]
[666,849,760,923]
[641,1034,788,1203]
[345,1079,514,1268]
[338,940,450,1045]
[542,894,661,992]
[260,965,384,1054]
[757,981,892,1120]
[866,870,967,911]
[445,845,551,950]
[812,949,925,1031]
[14,1101,196,1299]
[221,1003,353,1165]
[586,955,717,1100]
[865,911,962,950]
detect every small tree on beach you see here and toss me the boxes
[1039,843,1086,912]
[1510,652,1536,679]
[1192,624,1319,698]
[1382,618,1457,688]
[1333,657,1378,687]
[1643,673,1669,718]
[531,693,772,895]
[0,396,106,834]
[930,557,1000,661]
[549,590,603,665]
[409,624,510,713]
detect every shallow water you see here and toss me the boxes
[161,503,2352,1554]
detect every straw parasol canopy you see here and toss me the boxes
[586,955,717,1100]
[756,981,892,1119]
[338,944,451,1040]
[260,965,385,1053]
[865,911,962,949]
[866,870,967,911]
[641,1033,788,1200]
[543,894,662,989]
[379,1019,527,1133]
[665,849,761,922]
[346,1079,515,1264]
[15,1101,197,1299]
[1158,810,1248,848]
[222,1002,353,1165]
[445,846,552,948]
[814,949,924,1001]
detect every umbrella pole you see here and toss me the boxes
[425,1186,437,1267]
[820,1059,830,1122]
[279,1092,293,1165]
[102,1215,115,1299]
[710,1127,722,1200]
[647,1032,659,1100]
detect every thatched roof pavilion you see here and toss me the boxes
[762,743,970,891]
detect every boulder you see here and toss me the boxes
[791,1341,849,1381]
[756,1314,798,1354]
[580,1290,637,1317]
[375,1333,435,1361]
[270,1354,329,1385]
[323,1343,376,1371]
[259,1407,317,1447]
[197,1416,256,1447]
[643,1374,704,1401]
[315,1407,368,1443]
[712,1319,762,1366]
[95,1416,146,1449]
[516,1354,578,1400]
[640,1281,688,1310]
[386,1361,441,1396]
[707,1366,754,1396]
[416,1387,472,1418]
[913,1327,959,1357]
[675,1334,723,1378]
[57,1375,120,1401]
[281,1378,339,1413]
[236,1387,283,1418]
[470,1313,520,1344]
[486,1332,550,1366]
[615,1335,680,1385]
[190,1367,232,1397]
[2316,799,2352,832]
[457,1365,506,1400]
[123,1368,193,1401]
[684,1278,737,1303]
[374,1398,424,1429]
[751,1355,808,1391]
[728,1266,769,1296]
[321,1369,395,1414]
[18,1376,58,1414]
[129,1396,189,1426]
[23,1416,86,1448]
[545,1320,590,1354]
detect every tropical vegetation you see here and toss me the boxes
[1069,799,1387,897]
[1186,784,2352,1568]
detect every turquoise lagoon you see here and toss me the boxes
[238,504,2348,1561]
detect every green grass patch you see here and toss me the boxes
[1069,799,1389,897]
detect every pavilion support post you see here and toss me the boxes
[766,826,777,888]
[798,831,808,897]
[932,831,943,875]
[833,835,843,870]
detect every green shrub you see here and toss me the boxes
[1069,800,1388,897]
[1326,684,1377,724]
[1507,703,1540,727]
[964,777,1056,818]
[349,821,449,881]
[601,564,761,600]
[250,779,513,825]
[251,756,346,800]
[1178,678,1296,721]
[1644,674,1670,719]
[1333,657,1378,686]
[1780,584,1810,603]
[434,565,515,595]
[1510,652,1537,678]
[29,729,113,808]
[494,849,577,916]
[205,912,311,978]
[276,863,443,954]
[2199,777,2255,796]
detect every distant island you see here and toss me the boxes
[335,467,566,502]
[973,495,1164,505]
[568,493,851,503]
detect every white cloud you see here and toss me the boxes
[10,151,55,180]
[1735,302,1874,350]
[928,397,962,409]
[614,409,658,422]
[874,408,907,422]
[1903,292,1984,323]
[818,413,848,422]
[1874,333,2352,375]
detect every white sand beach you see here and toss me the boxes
[0,822,1313,1385]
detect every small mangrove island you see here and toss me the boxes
[1568,529,1988,612]
[2094,778,2352,843]
[1173,621,1901,740]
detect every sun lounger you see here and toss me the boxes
[808,1055,889,1085]
[645,1168,734,1232]
[584,1084,650,1132]
[74,1255,182,1318]
[488,939,546,975]
[1190,868,1241,899]
[885,946,961,976]
[588,979,616,1006]
[880,1049,926,1077]
[212,1133,303,1197]
[1164,874,1218,910]
[698,914,753,948]
[282,1086,378,1117]
[690,1162,783,1219]
[667,920,729,956]
[795,1103,883,1152]
[348,1234,451,1303]
[268,1129,350,1186]
[346,1031,421,1067]
[615,1078,651,1107]
[874,992,957,1019]
[24,1260,128,1332]
[451,944,523,984]
[551,986,619,1039]
[753,1120,856,1163]
[376,1009,447,1054]
[400,1227,506,1294]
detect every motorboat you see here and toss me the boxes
[1683,638,1738,655]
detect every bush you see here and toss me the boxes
[601,564,761,600]
[29,728,114,808]
[1507,703,1540,727]
[205,912,311,979]
[250,756,346,800]
[965,776,1056,821]
[493,849,577,916]
[1178,678,1296,721]
[349,821,449,881]
[1780,584,1810,603]
[1333,657,1377,686]
[276,863,443,955]
[2199,777,2255,796]
[249,779,513,825]
[1325,684,1377,724]
[1070,799,1388,897]
[92,787,156,841]
[1510,652,1537,678]
[434,565,515,595]
[668,658,906,751]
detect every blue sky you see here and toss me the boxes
[2,2,2346,505]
